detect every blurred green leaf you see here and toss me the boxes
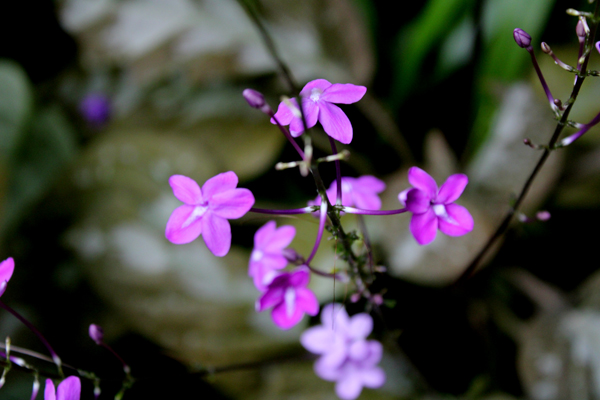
[434,15,476,80]
[1,105,77,235]
[467,0,556,157]
[0,60,33,158]
[392,0,475,106]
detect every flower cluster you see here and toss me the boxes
[301,304,385,400]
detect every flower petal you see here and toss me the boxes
[363,340,384,366]
[56,376,81,400]
[271,299,304,329]
[410,209,438,245]
[314,355,343,381]
[210,188,255,219]
[289,98,319,135]
[254,221,277,249]
[354,175,385,193]
[436,173,468,204]
[300,326,337,354]
[347,313,373,340]
[202,171,238,200]
[0,257,14,285]
[321,303,349,331]
[201,213,231,257]
[165,205,203,244]
[321,83,367,104]
[300,79,332,96]
[44,379,56,400]
[289,267,310,287]
[438,203,474,237]
[397,188,410,207]
[295,287,319,315]
[361,366,386,388]
[270,99,296,126]
[318,102,353,144]
[169,175,202,204]
[257,286,284,311]
[263,225,296,253]
[335,372,364,400]
[408,167,438,199]
[405,188,431,214]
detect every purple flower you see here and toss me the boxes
[44,376,81,400]
[89,324,104,345]
[301,303,385,400]
[309,176,385,210]
[270,79,367,144]
[256,267,319,330]
[79,93,110,126]
[0,257,14,297]
[399,167,473,245]
[249,221,296,291]
[165,172,255,257]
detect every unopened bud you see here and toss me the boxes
[242,89,271,114]
[89,324,104,345]
[554,99,563,109]
[541,42,551,54]
[350,293,361,303]
[282,248,303,264]
[577,21,586,39]
[536,211,551,221]
[513,28,532,49]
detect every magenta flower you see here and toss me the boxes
[256,267,319,330]
[309,176,385,210]
[165,172,255,257]
[249,221,296,291]
[399,167,473,245]
[0,257,14,297]
[301,303,385,400]
[44,376,81,400]
[270,79,367,144]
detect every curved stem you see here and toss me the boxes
[306,201,328,264]
[342,207,408,215]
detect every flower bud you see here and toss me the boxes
[513,28,532,49]
[576,20,586,40]
[541,42,551,54]
[536,211,551,221]
[89,324,104,345]
[243,89,272,114]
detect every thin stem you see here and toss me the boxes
[342,207,408,215]
[455,0,600,285]
[250,207,315,215]
[356,215,374,275]
[0,300,63,377]
[269,113,305,159]
[328,137,343,206]
[306,201,328,264]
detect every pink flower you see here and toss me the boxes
[309,176,385,210]
[44,376,81,400]
[271,79,367,144]
[399,167,473,245]
[249,221,296,291]
[0,257,14,297]
[165,172,255,257]
[256,267,319,330]
[301,303,385,400]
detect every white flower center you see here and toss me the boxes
[251,250,264,262]
[181,205,208,228]
[310,88,322,102]
[432,204,447,218]
[284,287,296,317]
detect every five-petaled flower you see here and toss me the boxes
[271,79,367,144]
[0,257,14,297]
[301,303,385,400]
[309,176,385,210]
[165,172,255,257]
[44,376,81,400]
[249,221,296,291]
[256,266,319,330]
[399,167,473,245]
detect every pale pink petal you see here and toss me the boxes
[335,373,364,400]
[348,340,369,360]
[295,287,319,315]
[321,83,367,104]
[361,367,386,388]
[363,341,383,365]
[165,205,203,244]
[301,326,337,354]
[314,356,343,381]
[352,190,382,210]
[354,176,385,193]
[44,379,56,400]
[169,175,202,204]
[263,225,296,252]
[321,303,349,331]
[201,213,231,257]
[289,99,319,135]
[202,171,238,200]
[397,188,410,207]
[405,188,431,214]
[210,188,255,219]
[436,174,468,204]
[410,209,438,245]
[347,313,373,339]
[438,203,474,237]
[270,100,296,125]
[56,376,81,400]
[408,167,438,199]
[254,221,277,249]
[318,102,353,144]
[271,300,304,329]
[300,79,333,96]
[318,337,349,370]
[0,281,7,297]
[0,257,14,284]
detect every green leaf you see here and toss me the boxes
[0,60,33,158]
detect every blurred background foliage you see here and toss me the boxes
[1,0,600,399]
